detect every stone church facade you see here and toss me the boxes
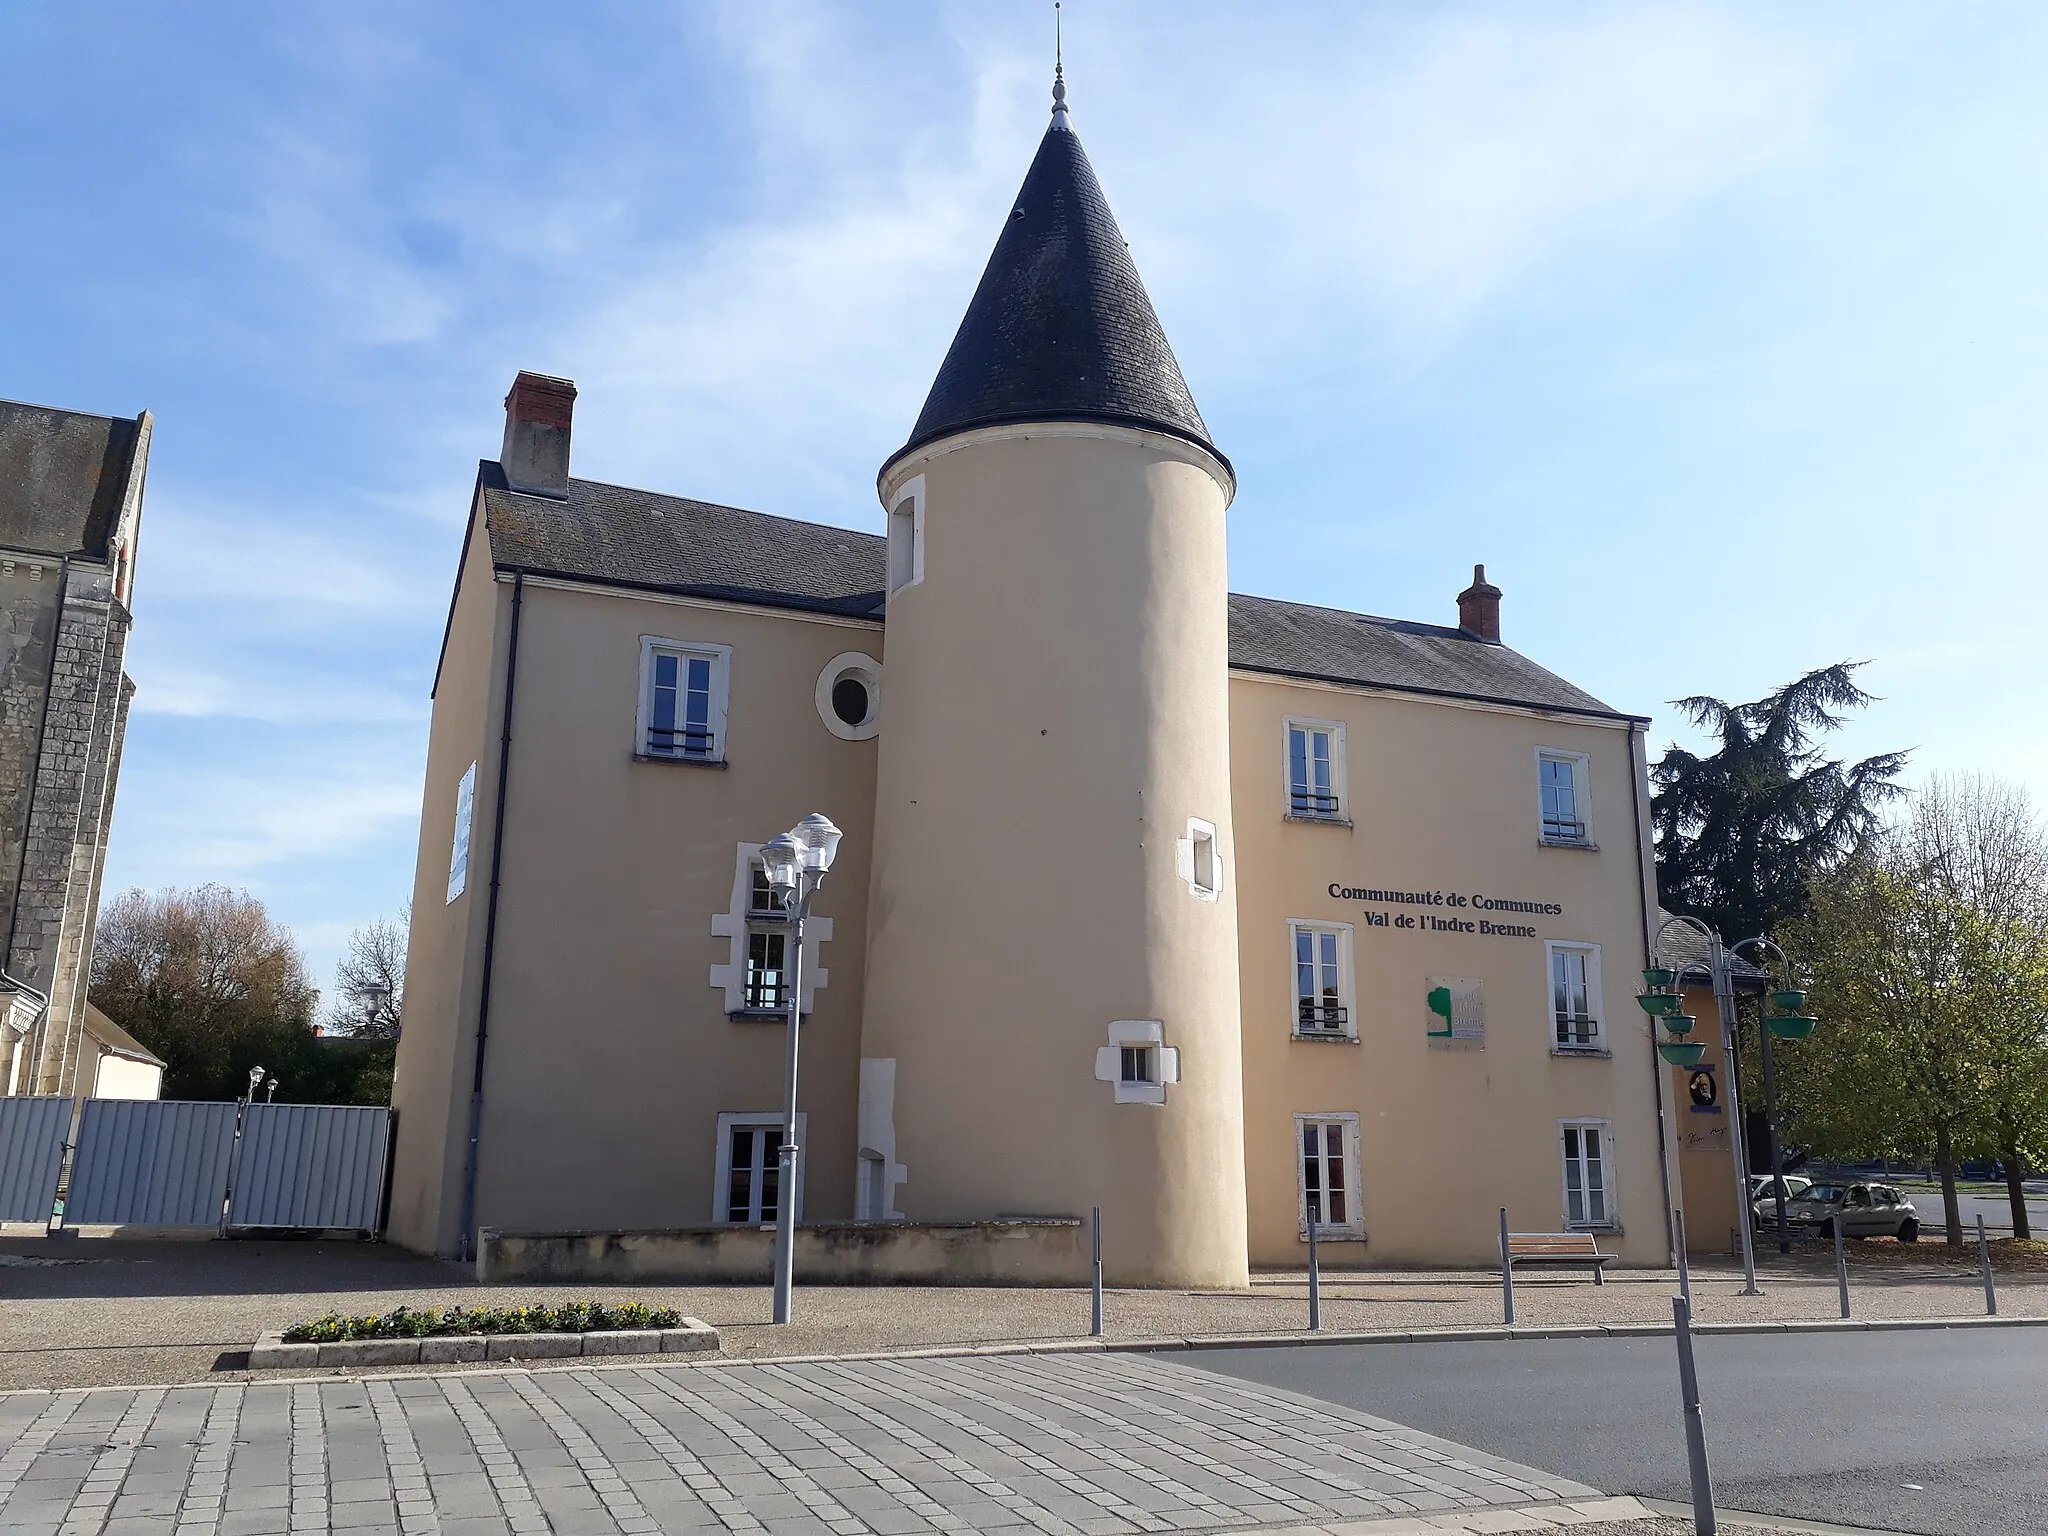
[0,398,149,1098]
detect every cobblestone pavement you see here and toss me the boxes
[0,1353,1625,1536]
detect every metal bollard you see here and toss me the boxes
[1832,1217,1850,1319]
[1673,1208,1692,1311]
[1499,1208,1516,1326]
[1090,1206,1103,1337]
[1978,1214,1998,1316]
[1672,1295,1718,1535]
[1307,1204,1323,1331]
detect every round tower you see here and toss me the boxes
[857,75,1248,1287]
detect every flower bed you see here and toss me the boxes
[283,1301,683,1343]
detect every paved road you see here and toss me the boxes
[0,1353,1623,1536]
[1187,1328,2048,1536]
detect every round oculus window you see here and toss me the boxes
[831,676,870,726]
[815,652,881,740]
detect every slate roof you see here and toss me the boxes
[891,117,1220,473]
[477,468,1631,720]
[481,463,886,620]
[0,398,149,560]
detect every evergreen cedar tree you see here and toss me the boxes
[1650,662,1908,942]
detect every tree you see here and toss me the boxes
[1652,663,1907,941]
[89,884,392,1105]
[1777,777,2048,1244]
[327,912,406,1038]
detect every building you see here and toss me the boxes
[390,82,1681,1282]
[78,1001,165,1100]
[0,399,149,1099]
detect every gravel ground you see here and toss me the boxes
[3,1236,2042,1391]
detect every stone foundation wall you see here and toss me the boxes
[476,1218,1090,1287]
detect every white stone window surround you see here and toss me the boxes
[1294,1112,1365,1240]
[711,843,832,1016]
[1177,817,1223,900]
[816,651,882,741]
[1093,1020,1181,1105]
[635,635,732,764]
[1288,919,1358,1040]
[713,1110,807,1226]
[886,474,926,594]
[1283,716,1350,824]
[1546,940,1607,1054]
[1535,746,1595,847]
[1560,1117,1619,1232]
[857,1057,907,1219]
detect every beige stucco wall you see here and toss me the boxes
[440,575,877,1244]
[1229,673,1672,1268]
[389,503,507,1254]
[861,425,1250,1289]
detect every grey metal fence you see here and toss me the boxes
[227,1103,391,1231]
[65,1099,239,1227]
[0,1096,72,1222]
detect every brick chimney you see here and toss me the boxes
[1456,563,1502,644]
[500,372,576,499]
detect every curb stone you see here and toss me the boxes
[247,1318,718,1369]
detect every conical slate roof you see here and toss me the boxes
[889,106,1222,472]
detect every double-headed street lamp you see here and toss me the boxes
[1638,916,1820,1292]
[759,812,843,1326]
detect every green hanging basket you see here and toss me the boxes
[1636,991,1682,1016]
[1768,1014,1817,1040]
[1662,1013,1698,1037]
[1771,988,1807,1013]
[1643,967,1678,990]
[1657,1040,1708,1066]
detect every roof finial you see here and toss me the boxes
[1051,2,1070,129]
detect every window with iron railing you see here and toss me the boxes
[1288,723,1344,819]
[1291,922,1353,1037]
[1550,943,1604,1050]
[743,929,789,1011]
[1539,752,1590,844]
[639,641,729,763]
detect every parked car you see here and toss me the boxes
[1749,1174,1812,1226]
[1784,1182,1919,1241]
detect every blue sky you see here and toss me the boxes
[5,2,2045,993]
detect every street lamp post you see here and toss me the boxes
[759,813,843,1327]
[1648,916,1762,1295]
[1643,918,1820,1292]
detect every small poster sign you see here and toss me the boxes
[1426,977,1485,1048]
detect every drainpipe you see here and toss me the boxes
[1630,722,1678,1266]
[457,571,524,1261]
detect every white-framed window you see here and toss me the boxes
[638,637,731,762]
[743,928,790,1012]
[887,475,926,594]
[1284,718,1347,821]
[1295,1113,1363,1238]
[749,860,789,918]
[1536,749,1592,845]
[1289,920,1355,1038]
[1547,942,1604,1051]
[711,844,833,1017]
[714,1111,806,1225]
[1560,1118,1617,1230]
[1179,817,1222,900]
[1093,1020,1181,1105]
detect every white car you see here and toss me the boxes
[1749,1174,1811,1227]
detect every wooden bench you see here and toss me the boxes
[1504,1232,1615,1284]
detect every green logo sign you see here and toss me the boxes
[1426,985,1455,1037]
